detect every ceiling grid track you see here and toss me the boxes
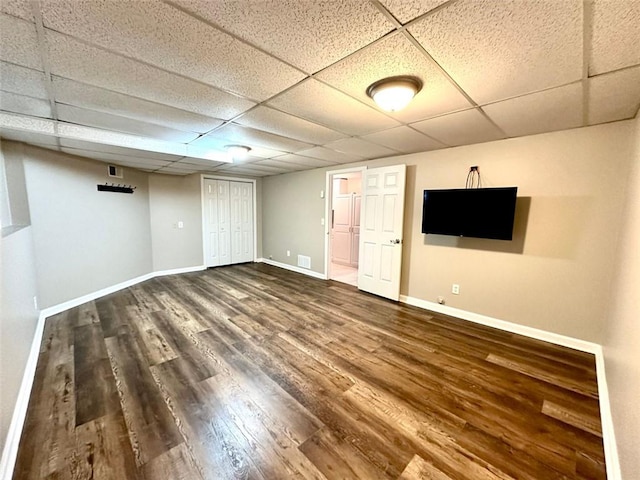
[582,0,594,126]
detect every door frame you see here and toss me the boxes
[201,175,258,266]
[323,166,367,280]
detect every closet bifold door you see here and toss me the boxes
[204,179,253,268]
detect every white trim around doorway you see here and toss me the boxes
[324,166,367,281]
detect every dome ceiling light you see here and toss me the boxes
[225,145,251,161]
[366,76,423,112]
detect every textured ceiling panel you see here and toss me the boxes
[190,123,312,154]
[588,67,640,125]
[268,79,399,136]
[0,91,51,118]
[0,62,48,98]
[173,0,393,74]
[59,138,183,162]
[317,33,471,123]
[0,14,43,70]
[270,153,337,168]
[411,109,505,146]
[325,137,399,159]
[56,104,200,143]
[590,0,640,75]
[296,146,362,164]
[46,31,255,120]
[1,0,33,23]
[59,147,174,168]
[41,0,304,100]
[483,83,584,138]
[236,106,346,144]
[253,159,308,171]
[361,126,446,153]
[52,77,223,134]
[409,0,583,105]
[0,128,59,146]
[378,0,449,24]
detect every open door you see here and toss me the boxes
[357,164,406,301]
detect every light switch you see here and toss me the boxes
[178,221,184,229]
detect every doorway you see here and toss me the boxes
[325,168,364,286]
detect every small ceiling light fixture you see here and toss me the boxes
[366,75,423,112]
[225,144,251,161]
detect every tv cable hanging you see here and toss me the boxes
[465,165,482,189]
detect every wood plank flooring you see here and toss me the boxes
[13,263,606,479]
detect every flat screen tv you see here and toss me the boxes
[422,187,518,240]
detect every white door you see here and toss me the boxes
[230,181,254,264]
[204,179,231,267]
[331,193,353,265]
[358,165,406,301]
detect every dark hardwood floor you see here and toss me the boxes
[13,263,606,479]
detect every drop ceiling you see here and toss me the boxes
[1,0,639,177]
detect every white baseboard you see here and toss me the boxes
[0,264,205,480]
[594,347,621,480]
[399,294,620,479]
[0,311,46,480]
[399,295,599,353]
[259,258,327,280]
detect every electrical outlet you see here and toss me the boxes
[452,284,460,295]
[286,250,291,257]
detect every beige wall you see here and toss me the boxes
[0,143,39,452]
[263,121,634,342]
[149,173,263,271]
[149,173,204,271]
[604,115,640,478]
[262,168,326,270]
[21,144,153,308]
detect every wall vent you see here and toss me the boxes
[108,165,123,178]
[297,255,311,269]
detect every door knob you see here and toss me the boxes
[390,239,402,244]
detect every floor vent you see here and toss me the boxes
[297,255,311,269]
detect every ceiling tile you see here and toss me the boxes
[590,0,640,75]
[56,104,200,143]
[325,137,399,159]
[52,77,224,133]
[1,0,34,22]
[411,109,506,146]
[173,0,393,74]
[588,66,640,125]
[151,167,191,176]
[316,33,471,123]
[408,0,583,105]
[0,128,59,146]
[59,146,174,169]
[46,30,255,119]
[0,62,48,98]
[483,83,584,137]
[41,0,304,100]
[0,91,51,118]
[268,79,400,136]
[190,123,312,154]
[0,14,42,70]
[59,138,183,162]
[378,0,449,24]
[176,156,229,168]
[361,126,445,153]
[244,146,288,159]
[236,106,346,144]
[296,146,361,163]
[218,168,269,177]
[270,153,336,168]
[253,159,307,171]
